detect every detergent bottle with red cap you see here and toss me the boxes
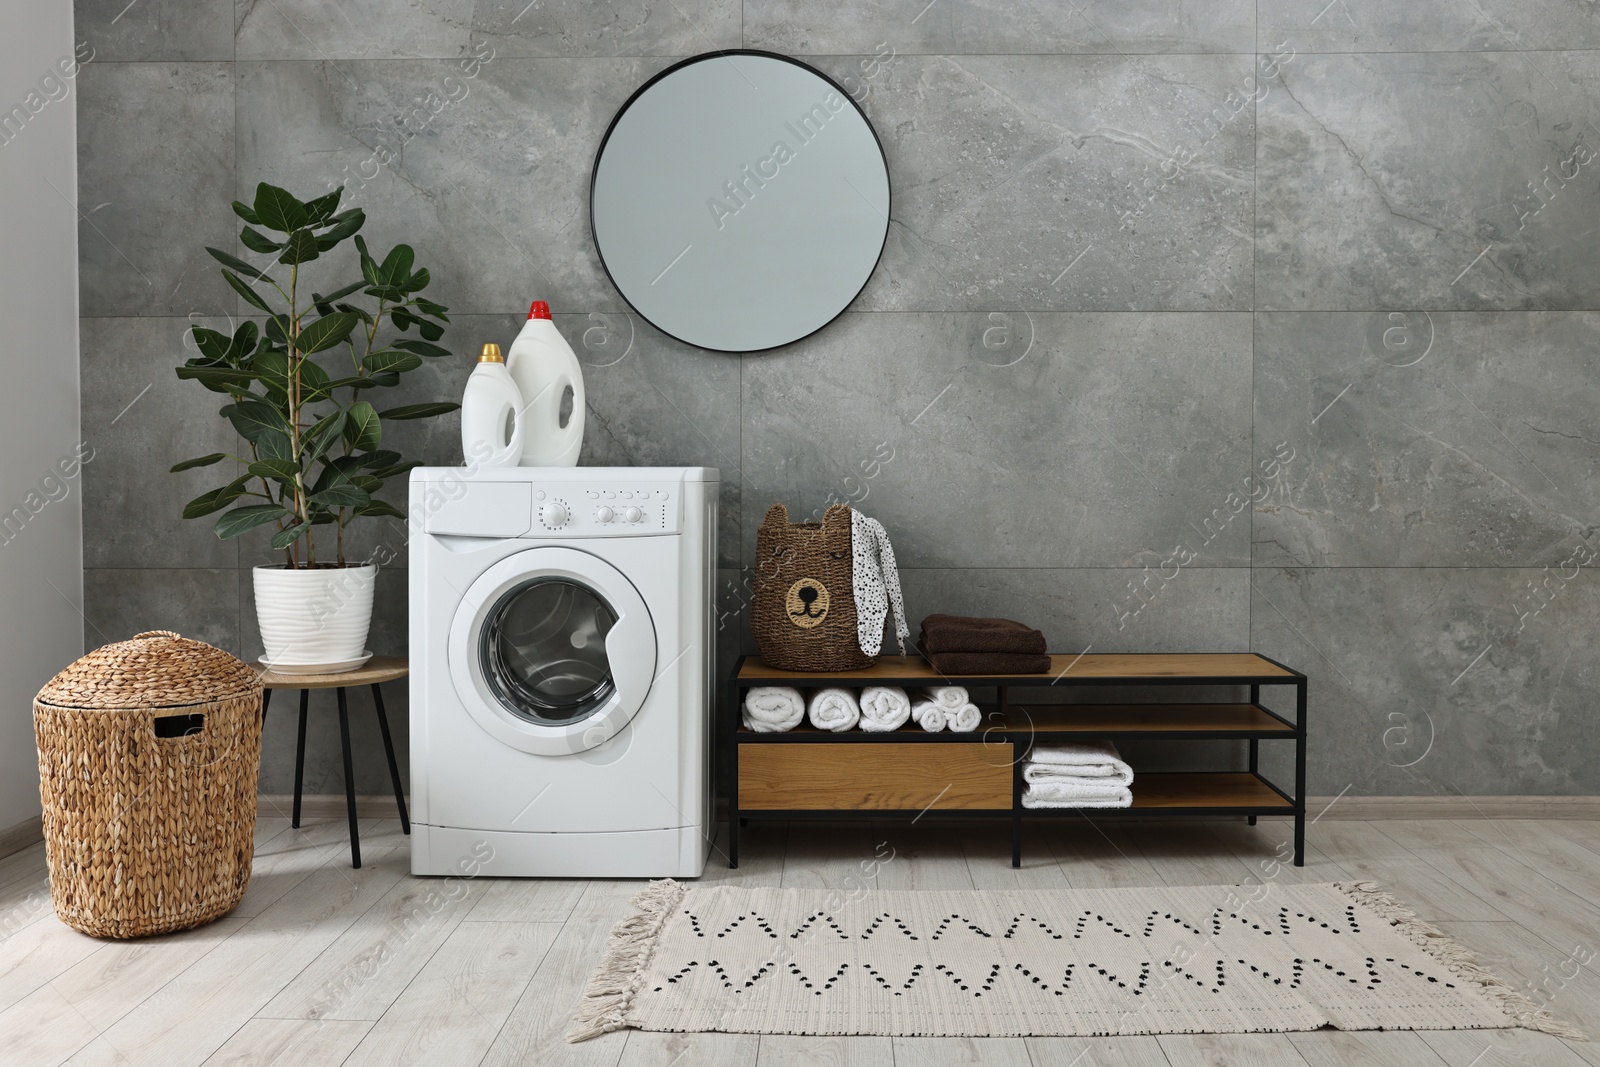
[505,300,585,466]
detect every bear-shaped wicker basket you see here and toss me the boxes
[751,503,874,672]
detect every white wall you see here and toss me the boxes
[0,1,84,834]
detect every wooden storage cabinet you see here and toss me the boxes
[739,742,1013,811]
[728,653,1307,869]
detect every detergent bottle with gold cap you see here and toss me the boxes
[505,300,584,466]
[460,343,525,468]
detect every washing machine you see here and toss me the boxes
[408,466,718,878]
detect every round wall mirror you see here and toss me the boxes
[591,51,891,353]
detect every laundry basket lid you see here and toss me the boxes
[35,630,261,710]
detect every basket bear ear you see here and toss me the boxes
[761,503,790,528]
[820,503,851,529]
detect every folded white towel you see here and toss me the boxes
[948,702,981,733]
[859,685,911,732]
[910,697,946,733]
[806,687,860,732]
[742,686,805,733]
[1021,780,1133,808]
[913,686,970,711]
[1024,741,1133,784]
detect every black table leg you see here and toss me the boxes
[337,686,362,869]
[292,689,309,829]
[371,683,409,834]
[1248,738,1259,826]
[261,687,272,722]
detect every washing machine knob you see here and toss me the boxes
[596,506,615,523]
[623,506,643,524]
[541,502,569,527]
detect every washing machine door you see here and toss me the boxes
[449,546,657,755]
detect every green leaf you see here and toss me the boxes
[415,298,448,318]
[230,320,260,359]
[406,267,430,292]
[391,339,450,358]
[215,503,287,540]
[239,226,283,254]
[247,458,301,483]
[297,357,333,402]
[379,244,415,287]
[365,372,401,389]
[191,326,231,362]
[222,270,273,313]
[256,427,294,462]
[363,351,422,375]
[270,521,313,551]
[176,365,257,393]
[221,399,289,442]
[170,453,228,473]
[352,474,383,492]
[277,228,321,266]
[344,400,381,452]
[389,307,415,332]
[182,478,250,519]
[312,280,366,306]
[303,188,342,223]
[357,449,401,470]
[354,499,407,520]
[295,312,360,355]
[355,235,381,287]
[250,350,290,398]
[231,200,261,224]
[370,460,421,480]
[378,402,459,421]
[418,319,444,342]
[309,484,371,508]
[206,246,274,282]
[303,409,346,463]
[252,182,308,233]
[316,208,364,247]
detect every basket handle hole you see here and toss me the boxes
[153,713,204,739]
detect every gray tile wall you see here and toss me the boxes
[76,2,1600,798]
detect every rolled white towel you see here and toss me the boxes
[859,685,911,732]
[913,686,970,711]
[910,697,947,733]
[1021,780,1133,809]
[806,687,860,732]
[947,702,982,733]
[1024,741,1133,786]
[742,686,805,733]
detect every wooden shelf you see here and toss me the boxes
[736,704,1295,741]
[1016,703,1297,737]
[1020,772,1296,815]
[736,653,1299,685]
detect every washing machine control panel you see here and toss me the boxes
[533,484,680,535]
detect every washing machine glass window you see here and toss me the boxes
[481,578,619,725]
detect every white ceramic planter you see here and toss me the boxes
[253,563,376,671]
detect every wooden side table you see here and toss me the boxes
[257,656,410,869]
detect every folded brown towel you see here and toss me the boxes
[927,651,1052,675]
[919,613,1047,655]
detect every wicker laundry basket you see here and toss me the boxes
[33,630,264,938]
[752,503,873,672]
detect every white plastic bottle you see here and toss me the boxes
[505,300,585,466]
[460,343,526,468]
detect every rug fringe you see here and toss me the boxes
[566,879,687,1043]
[1335,880,1585,1040]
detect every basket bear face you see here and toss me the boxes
[751,503,872,671]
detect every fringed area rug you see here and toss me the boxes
[568,880,1581,1042]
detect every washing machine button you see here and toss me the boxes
[596,506,615,523]
[623,506,643,524]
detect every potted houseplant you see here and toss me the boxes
[171,182,457,670]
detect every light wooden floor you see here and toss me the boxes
[0,815,1597,1066]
